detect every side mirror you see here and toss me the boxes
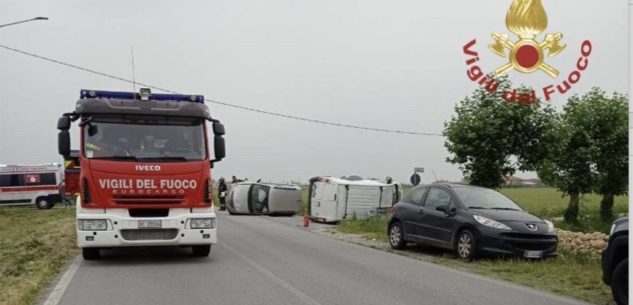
[210,121,226,166]
[213,135,225,162]
[57,116,71,130]
[58,130,71,156]
[212,122,225,136]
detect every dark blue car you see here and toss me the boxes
[388,183,558,260]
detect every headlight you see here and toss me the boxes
[609,224,616,236]
[473,215,512,230]
[190,218,215,229]
[78,219,107,231]
[544,220,556,233]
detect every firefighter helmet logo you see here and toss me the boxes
[488,0,566,78]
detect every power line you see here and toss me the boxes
[0,44,443,137]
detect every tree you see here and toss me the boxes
[537,122,594,223]
[539,88,628,223]
[580,89,628,220]
[444,76,559,189]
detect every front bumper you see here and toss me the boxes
[476,227,558,258]
[77,208,217,248]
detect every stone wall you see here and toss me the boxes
[557,230,608,258]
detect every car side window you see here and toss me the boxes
[403,187,427,205]
[424,188,452,209]
[448,197,456,211]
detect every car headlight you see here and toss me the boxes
[473,215,512,230]
[544,220,556,233]
[190,218,215,229]
[78,219,107,231]
[609,224,616,236]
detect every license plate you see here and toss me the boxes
[138,220,162,228]
[524,250,543,258]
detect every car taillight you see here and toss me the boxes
[83,178,91,204]
[204,179,211,204]
[390,204,397,214]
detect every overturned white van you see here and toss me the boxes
[226,182,302,216]
[308,177,402,223]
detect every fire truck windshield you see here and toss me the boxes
[83,115,207,162]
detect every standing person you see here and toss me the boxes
[232,176,238,184]
[218,178,228,211]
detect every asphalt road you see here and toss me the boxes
[51,213,588,305]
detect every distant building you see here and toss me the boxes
[503,176,543,186]
[504,176,524,185]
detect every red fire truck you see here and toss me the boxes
[57,88,226,259]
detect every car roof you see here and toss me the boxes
[417,183,477,189]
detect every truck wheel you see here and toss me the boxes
[192,245,211,257]
[36,197,52,210]
[82,248,100,260]
[612,258,628,305]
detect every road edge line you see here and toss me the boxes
[41,255,83,305]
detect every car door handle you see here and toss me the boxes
[417,209,425,214]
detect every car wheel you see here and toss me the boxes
[36,197,52,210]
[389,221,407,250]
[82,248,100,260]
[456,230,477,261]
[192,245,211,257]
[612,258,628,305]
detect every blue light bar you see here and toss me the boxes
[80,89,205,103]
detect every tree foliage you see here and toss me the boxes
[540,88,628,222]
[444,76,559,189]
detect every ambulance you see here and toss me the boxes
[0,164,63,209]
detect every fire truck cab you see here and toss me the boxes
[57,88,226,259]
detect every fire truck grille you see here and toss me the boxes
[120,229,179,241]
[114,196,183,205]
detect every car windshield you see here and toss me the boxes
[453,187,523,211]
[83,114,206,162]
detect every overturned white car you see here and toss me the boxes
[226,182,302,216]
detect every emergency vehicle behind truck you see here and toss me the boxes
[57,88,226,259]
[0,164,63,209]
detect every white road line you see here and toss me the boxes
[222,242,323,305]
[42,255,82,305]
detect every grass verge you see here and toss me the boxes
[432,250,611,305]
[0,206,78,305]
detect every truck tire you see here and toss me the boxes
[612,258,628,305]
[36,197,53,210]
[82,248,100,260]
[192,245,211,257]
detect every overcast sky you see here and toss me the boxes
[0,0,629,184]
